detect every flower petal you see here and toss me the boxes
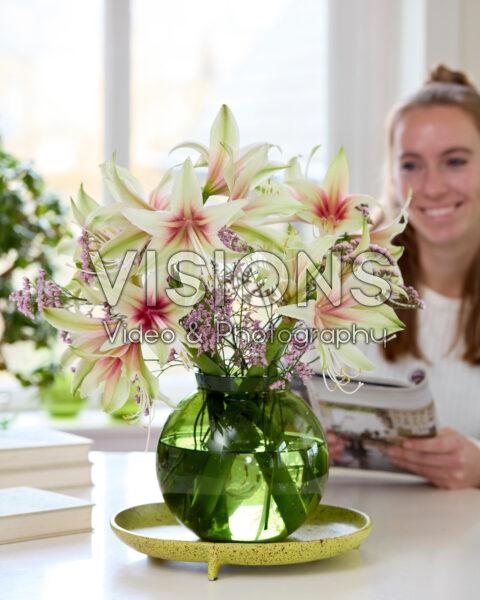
[322,147,349,210]
[43,308,104,332]
[275,302,316,326]
[206,105,240,191]
[231,222,287,252]
[71,358,95,396]
[231,144,269,199]
[122,207,174,237]
[98,226,151,261]
[71,185,99,227]
[148,169,173,210]
[329,341,375,371]
[170,157,204,216]
[286,156,304,180]
[240,193,303,222]
[102,366,130,413]
[370,190,411,260]
[169,141,210,163]
[101,154,149,209]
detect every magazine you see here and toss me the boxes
[298,373,438,473]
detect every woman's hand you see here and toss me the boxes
[386,427,480,489]
[326,432,347,462]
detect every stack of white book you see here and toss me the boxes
[0,428,93,490]
[0,486,93,544]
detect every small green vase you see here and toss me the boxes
[156,374,329,542]
[39,372,85,418]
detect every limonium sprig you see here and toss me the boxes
[10,269,80,317]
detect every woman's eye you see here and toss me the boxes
[400,162,418,172]
[447,157,468,167]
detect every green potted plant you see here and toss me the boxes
[0,139,68,410]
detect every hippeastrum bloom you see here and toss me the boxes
[122,157,247,264]
[92,156,176,260]
[228,182,305,252]
[287,147,376,235]
[239,225,337,308]
[171,104,285,200]
[281,226,337,304]
[43,308,168,413]
[102,155,173,219]
[101,154,172,211]
[68,266,195,366]
[206,185,303,252]
[274,257,404,375]
[368,190,411,261]
[103,275,195,366]
[70,158,175,266]
[69,189,148,283]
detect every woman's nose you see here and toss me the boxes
[421,167,448,199]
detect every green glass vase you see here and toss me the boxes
[156,374,329,542]
[39,372,85,418]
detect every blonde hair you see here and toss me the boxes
[380,64,480,365]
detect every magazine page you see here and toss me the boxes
[299,374,438,473]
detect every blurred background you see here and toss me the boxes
[0,0,479,416]
[2,0,480,200]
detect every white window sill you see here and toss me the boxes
[2,373,196,451]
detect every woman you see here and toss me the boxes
[328,64,480,489]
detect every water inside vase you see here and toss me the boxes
[157,435,329,542]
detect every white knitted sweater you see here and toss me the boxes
[361,287,480,440]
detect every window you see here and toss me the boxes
[131,0,328,189]
[0,0,328,199]
[0,0,103,201]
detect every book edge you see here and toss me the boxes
[0,459,93,476]
[0,526,93,545]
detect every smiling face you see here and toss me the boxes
[391,105,480,250]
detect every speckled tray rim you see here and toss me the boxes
[111,502,373,580]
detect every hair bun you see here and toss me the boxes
[427,63,477,92]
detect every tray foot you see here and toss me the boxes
[208,558,222,580]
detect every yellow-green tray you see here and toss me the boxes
[111,502,372,580]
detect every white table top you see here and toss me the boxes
[2,451,480,600]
